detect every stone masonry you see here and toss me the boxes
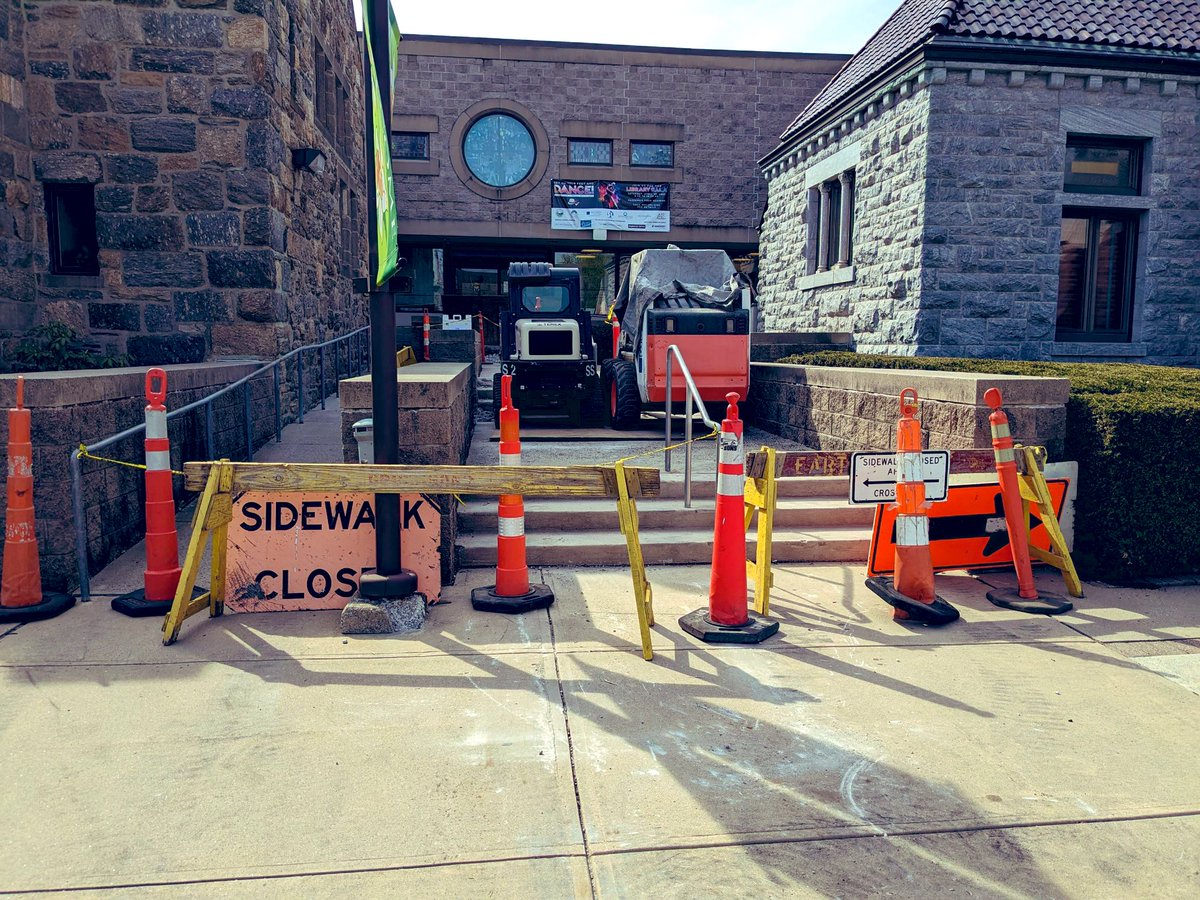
[760,63,1200,366]
[0,0,367,364]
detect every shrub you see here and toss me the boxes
[4,323,130,373]
[777,352,1200,583]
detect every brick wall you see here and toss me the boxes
[745,361,1070,460]
[1,0,366,363]
[0,0,33,337]
[391,39,844,244]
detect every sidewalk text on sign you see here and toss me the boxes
[849,451,950,504]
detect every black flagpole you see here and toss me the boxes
[360,0,416,599]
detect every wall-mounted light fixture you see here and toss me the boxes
[291,148,326,175]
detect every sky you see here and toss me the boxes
[377,0,903,55]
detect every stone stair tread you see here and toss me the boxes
[461,495,864,515]
[459,524,869,548]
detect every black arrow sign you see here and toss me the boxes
[862,478,942,486]
[889,493,1040,557]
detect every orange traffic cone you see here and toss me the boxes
[423,312,431,361]
[0,376,74,623]
[864,389,958,626]
[982,388,1072,615]
[679,393,778,643]
[471,374,554,613]
[113,369,202,617]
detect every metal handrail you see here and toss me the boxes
[663,344,718,509]
[69,325,370,602]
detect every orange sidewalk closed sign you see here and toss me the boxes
[224,491,441,612]
[866,480,1068,577]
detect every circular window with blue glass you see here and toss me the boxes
[462,113,536,187]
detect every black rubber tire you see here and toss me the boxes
[492,371,502,428]
[609,360,642,430]
[582,366,607,427]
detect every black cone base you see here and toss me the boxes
[986,589,1073,616]
[679,608,779,644]
[0,591,75,624]
[358,570,419,599]
[865,576,960,626]
[471,583,555,613]
[112,586,205,618]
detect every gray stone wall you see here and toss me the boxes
[759,60,1200,367]
[758,85,931,353]
[921,70,1200,365]
[2,0,366,364]
[745,361,1070,460]
[0,0,33,338]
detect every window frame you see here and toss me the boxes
[1055,207,1139,342]
[567,138,613,167]
[391,131,431,161]
[1063,136,1143,197]
[45,182,99,277]
[629,140,674,168]
[461,112,537,188]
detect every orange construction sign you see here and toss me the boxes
[866,480,1068,577]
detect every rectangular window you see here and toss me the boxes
[630,141,673,168]
[456,267,501,296]
[391,132,430,160]
[825,179,842,270]
[568,139,612,166]
[45,183,99,276]
[1064,137,1142,195]
[807,170,854,275]
[1056,210,1138,339]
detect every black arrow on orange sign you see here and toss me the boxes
[890,493,1041,557]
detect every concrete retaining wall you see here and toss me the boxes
[339,362,474,585]
[0,362,264,591]
[745,361,1070,458]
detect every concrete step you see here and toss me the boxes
[458,525,870,567]
[657,474,849,500]
[459,496,872,533]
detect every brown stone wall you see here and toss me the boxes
[3,0,366,364]
[746,362,1070,459]
[0,0,34,338]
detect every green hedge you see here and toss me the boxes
[777,352,1200,583]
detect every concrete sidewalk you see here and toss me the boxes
[2,560,1199,896]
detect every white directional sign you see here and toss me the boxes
[849,451,950,504]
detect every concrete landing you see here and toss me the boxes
[2,564,1199,896]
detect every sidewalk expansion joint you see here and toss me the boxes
[546,600,599,900]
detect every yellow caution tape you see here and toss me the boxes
[615,427,719,467]
[77,443,186,477]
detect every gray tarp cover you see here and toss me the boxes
[610,248,738,350]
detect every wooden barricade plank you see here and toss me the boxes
[745,448,998,480]
[182,461,660,498]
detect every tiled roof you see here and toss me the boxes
[779,0,1200,143]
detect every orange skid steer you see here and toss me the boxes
[602,248,750,429]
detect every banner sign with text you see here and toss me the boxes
[225,491,441,612]
[361,0,401,285]
[550,180,670,232]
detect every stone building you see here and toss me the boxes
[386,35,847,319]
[757,0,1200,366]
[0,0,366,365]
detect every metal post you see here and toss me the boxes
[70,449,90,602]
[243,380,253,461]
[665,358,673,474]
[205,402,215,459]
[297,349,305,424]
[273,363,282,442]
[684,388,694,509]
[319,343,326,410]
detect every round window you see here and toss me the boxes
[462,113,536,188]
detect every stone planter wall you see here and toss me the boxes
[745,362,1071,458]
[339,362,474,585]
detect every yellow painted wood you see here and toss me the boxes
[616,461,654,661]
[396,346,417,367]
[1016,446,1084,599]
[208,464,233,618]
[751,446,777,616]
[162,462,222,645]
[182,461,661,498]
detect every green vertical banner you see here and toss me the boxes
[362,0,401,286]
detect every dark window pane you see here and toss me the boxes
[826,179,842,267]
[630,141,673,167]
[1056,216,1088,332]
[1064,140,1140,194]
[522,285,569,313]
[1092,217,1132,333]
[46,183,99,276]
[568,139,612,165]
[463,113,535,187]
[456,267,500,295]
[391,132,429,160]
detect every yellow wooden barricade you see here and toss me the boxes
[1016,445,1083,598]
[743,445,776,616]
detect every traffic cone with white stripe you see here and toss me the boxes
[113,369,200,617]
[1,376,74,624]
[471,374,554,613]
[864,388,959,626]
[423,312,431,361]
[982,388,1071,615]
[679,393,778,644]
